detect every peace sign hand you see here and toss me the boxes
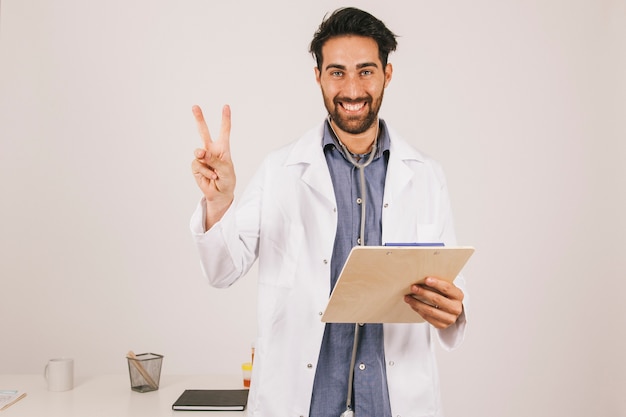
[191,104,236,230]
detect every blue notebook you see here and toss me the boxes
[384,242,445,247]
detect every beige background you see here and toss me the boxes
[1,1,625,416]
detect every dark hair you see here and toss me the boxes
[309,7,398,70]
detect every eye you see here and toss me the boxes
[361,69,373,76]
[330,70,343,77]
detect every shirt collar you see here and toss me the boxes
[323,118,391,160]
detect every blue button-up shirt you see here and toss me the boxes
[309,119,392,417]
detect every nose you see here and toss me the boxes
[344,73,361,99]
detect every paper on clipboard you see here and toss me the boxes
[321,246,474,323]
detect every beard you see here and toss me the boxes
[322,88,384,135]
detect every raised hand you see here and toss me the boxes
[191,104,236,230]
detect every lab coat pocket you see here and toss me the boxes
[416,223,440,243]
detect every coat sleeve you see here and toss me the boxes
[190,200,241,288]
[432,161,469,350]
[189,158,266,288]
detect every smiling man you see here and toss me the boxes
[190,7,467,417]
[314,34,392,148]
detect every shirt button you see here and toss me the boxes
[323,259,328,264]
[307,363,313,369]
[358,323,364,327]
[388,361,395,366]
[384,203,389,208]
[358,363,366,370]
[319,312,323,316]
[356,198,362,205]
[357,238,361,245]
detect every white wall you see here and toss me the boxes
[1,1,624,416]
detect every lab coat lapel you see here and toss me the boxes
[285,124,336,208]
[381,129,430,244]
[384,132,420,203]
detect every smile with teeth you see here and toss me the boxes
[340,101,367,112]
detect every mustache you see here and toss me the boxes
[333,96,372,105]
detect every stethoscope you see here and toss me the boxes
[328,116,379,417]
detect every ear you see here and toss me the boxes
[314,66,321,86]
[384,63,393,88]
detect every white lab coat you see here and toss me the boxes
[191,122,467,417]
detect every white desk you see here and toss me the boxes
[0,374,247,416]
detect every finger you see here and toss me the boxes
[412,283,464,318]
[194,148,206,160]
[407,286,446,311]
[422,277,464,302]
[192,105,213,149]
[218,105,232,152]
[191,159,217,181]
[403,295,458,329]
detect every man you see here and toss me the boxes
[190,7,467,417]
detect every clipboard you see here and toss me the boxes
[321,246,474,323]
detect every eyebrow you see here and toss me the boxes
[324,62,379,71]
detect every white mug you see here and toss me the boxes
[44,358,74,391]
